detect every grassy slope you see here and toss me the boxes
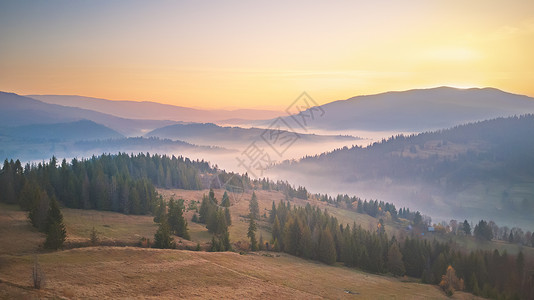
[2,189,524,299]
[0,202,472,299]
[157,188,397,244]
[1,246,474,299]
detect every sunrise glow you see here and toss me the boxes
[1,0,533,109]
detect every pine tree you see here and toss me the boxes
[269,201,277,223]
[153,197,166,223]
[462,220,471,235]
[44,197,66,250]
[209,188,216,204]
[154,218,176,249]
[221,191,230,207]
[199,194,210,223]
[167,198,190,240]
[249,191,259,220]
[248,217,257,251]
[224,207,232,226]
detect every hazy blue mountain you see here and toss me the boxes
[27,94,283,122]
[271,114,534,228]
[145,122,357,146]
[269,87,534,132]
[0,91,177,136]
[0,120,123,141]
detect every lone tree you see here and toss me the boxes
[44,196,66,250]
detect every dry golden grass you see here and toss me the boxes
[0,204,43,255]
[62,208,158,244]
[0,199,482,299]
[0,247,483,299]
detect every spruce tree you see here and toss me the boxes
[44,197,66,250]
[248,216,257,251]
[462,220,471,235]
[209,188,216,204]
[168,198,190,240]
[249,192,259,220]
[224,207,231,226]
[199,194,210,223]
[221,191,230,207]
[154,218,175,249]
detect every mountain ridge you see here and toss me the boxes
[263,86,534,132]
[26,94,284,123]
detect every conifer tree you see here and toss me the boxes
[167,198,190,240]
[221,191,230,207]
[209,188,216,204]
[248,216,257,251]
[44,197,66,250]
[269,201,277,223]
[462,220,471,235]
[199,194,210,223]
[224,207,232,226]
[154,218,175,249]
[249,191,259,220]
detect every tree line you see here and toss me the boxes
[0,153,209,215]
[268,200,532,299]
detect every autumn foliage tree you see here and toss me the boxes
[439,266,464,296]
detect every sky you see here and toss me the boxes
[1,0,533,110]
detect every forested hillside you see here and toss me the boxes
[274,115,534,226]
[0,153,208,214]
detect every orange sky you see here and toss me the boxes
[1,0,533,109]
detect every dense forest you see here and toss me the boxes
[277,115,534,217]
[284,115,534,186]
[0,153,207,214]
[268,200,533,299]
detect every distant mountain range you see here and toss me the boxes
[145,122,357,148]
[0,120,123,141]
[268,87,534,132]
[27,94,283,123]
[0,91,356,163]
[0,92,176,136]
[271,114,534,229]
